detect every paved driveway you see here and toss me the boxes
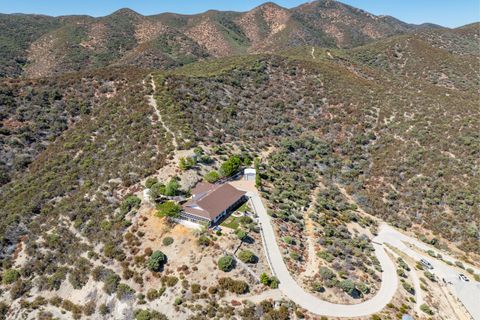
[248,193,398,318]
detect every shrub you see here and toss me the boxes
[397,268,406,278]
[164,276,178,287]
[356,282,370,295]
[103,273,120,294]
[397,257,410,271]
[145,177,158,189]
[235,229,247,241]
[290,251,301,261]
[312,282,325,292]
[116,283,135,300]
[218,277,249,294]
[269,276,279,289]
[282,236,294,245]
[156,201,180,218]
[191,283,201,294]
[120,195,141,214]
[205,171,220,183]
[426,250,436,257]
[147,251,167,272]
[2,269,20,285]
[99,304,110,316]
[260,273,279,288]
[338,279,356,296]
[420,304,434,315]
[134,309,168,320]
[238,250,256,263]
[317,251,334,263]
[10,279,31,300]
[319,267,336,281]
[424,271,436,282]
[146,289,159,301]
[402,282,415,295]
[179,157,196,171]
[162,237,174,246]
[164,179,179,196]
[197,235,210,247]
[218,255,235,272]
[260,273,270,286]
[174,297,183,305]
[0,302,9,320]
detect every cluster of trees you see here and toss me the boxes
[147,177,180,200]
[204,154,251,183]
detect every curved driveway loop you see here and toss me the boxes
[249,192,398,318]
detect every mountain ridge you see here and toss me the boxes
[0,0,454,78]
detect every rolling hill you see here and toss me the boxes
[0,1,478,319]
[0,0,444,78]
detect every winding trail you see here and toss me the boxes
[148,76,178,150]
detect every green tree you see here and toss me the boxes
[164,179,179,196]
[218,255,235,272]
[204,171,220,183]
[260,273,270,286]
[147,251,167,272]
[219,156,241,177]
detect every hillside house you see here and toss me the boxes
[181,182,246,225]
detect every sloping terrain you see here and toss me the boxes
[157,38,479,257]
[0,0,440,78]
[0,2,478,319]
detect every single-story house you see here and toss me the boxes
[181,182,247,225]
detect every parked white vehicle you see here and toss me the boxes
[458,274,469,282]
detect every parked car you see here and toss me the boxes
[458,274,470,282]
[420,258,434,269]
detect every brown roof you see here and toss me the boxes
[191,182,216,196]
[183,183,246,221]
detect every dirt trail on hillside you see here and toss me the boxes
[148,76,178,150]
[301,185,323,278]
